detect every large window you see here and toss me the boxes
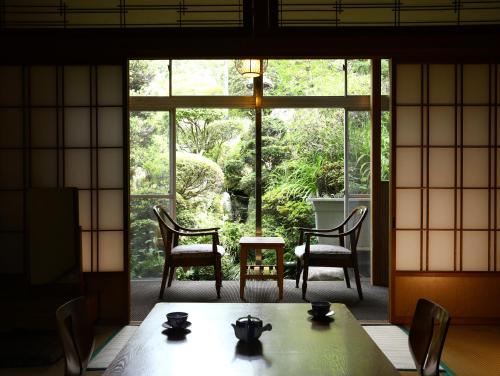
[129,59,389,280]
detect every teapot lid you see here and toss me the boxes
[236,315,262,325]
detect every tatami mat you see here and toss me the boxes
[88,326,138,370]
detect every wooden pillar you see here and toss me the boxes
[371,58,385,286]
[254,70,263,236]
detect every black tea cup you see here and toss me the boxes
[166,312,188,328]
[311,301,331,317]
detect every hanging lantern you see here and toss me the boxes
[235,59,267,78]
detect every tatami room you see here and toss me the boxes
[1,1,500,375]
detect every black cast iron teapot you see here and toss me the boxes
[231,315,272,342]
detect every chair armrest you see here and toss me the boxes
[298,226,338,244]
[298,227,339,233]
[179,227,220,232]
[178,231,218,237]
[304,227,356,239]
[304,231,341,239]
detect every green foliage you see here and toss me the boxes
[176,152,224,200]
[176,108,243,162]
[174,254,240,281]
[130,112,169,194]
[265,60,345,96]
[129,60,169,96]
[129,60,156,95]
[219,221,254,261]
[130,198,165,279]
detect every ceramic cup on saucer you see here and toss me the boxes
[310,301,331,318]
[166,312,188,329]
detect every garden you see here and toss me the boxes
[129,59,390,280]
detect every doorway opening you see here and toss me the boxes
[128,59,390,322]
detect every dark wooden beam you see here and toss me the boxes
[1,26,500,63]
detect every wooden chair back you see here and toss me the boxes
[341,206,368,251]
[153,205,178,256]
[409,298,451,376]
[56,296,94,376]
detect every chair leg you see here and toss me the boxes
[214,256,222,299]
[353,264,363,300]
[159,261,169,299]
[167,266,175,287]
[301,261,309,300]
[343,267,351,288]
[295,258,302,288]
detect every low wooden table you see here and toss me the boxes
[239,236,285,300]
[104,303,399,376]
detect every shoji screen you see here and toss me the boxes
[395,64,498,272]
[0,65,126,275]
[393,63,500,324]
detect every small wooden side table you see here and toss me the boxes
[239,236,285,300]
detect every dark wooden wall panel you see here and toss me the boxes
[393,273,500,325]
[84,272,129,325]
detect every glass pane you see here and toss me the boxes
[175,108,254,280]
[348,111,371,194]
[347,59,370,95]
[130,196,170,279]
[130,110,170,279]
[130,111,169,195]
[347,111,371,270]
[262,108,343,263]
[381,59,390,96]
[264,60,345,96]
[381,111,390,180]
[129,60,170,96]
[172,60,250,96]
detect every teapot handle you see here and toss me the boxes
[262,323,272,332]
